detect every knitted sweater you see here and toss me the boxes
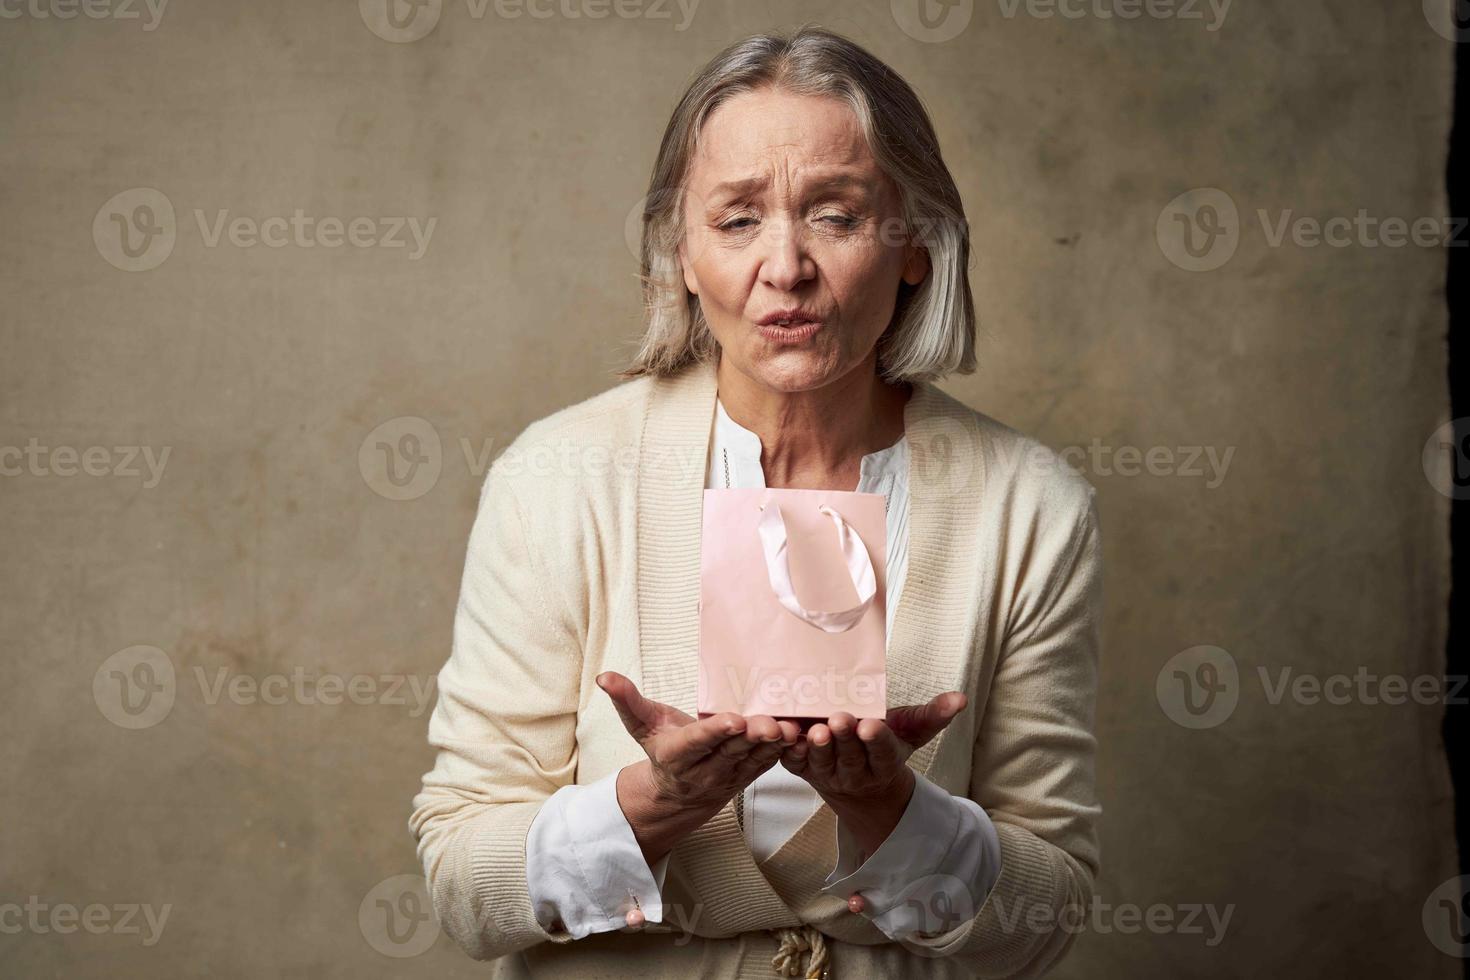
[409,356,1103,979]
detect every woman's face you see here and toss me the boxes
[678,87,929,393]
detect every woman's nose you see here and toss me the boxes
[757,218,816,292]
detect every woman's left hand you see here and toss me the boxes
[780,692,969,914]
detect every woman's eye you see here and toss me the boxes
[718,217,757,232]
[818,214,859,229]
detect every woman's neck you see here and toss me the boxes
[715,352,911,491]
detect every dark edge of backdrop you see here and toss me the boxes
[1445,18,1468,980]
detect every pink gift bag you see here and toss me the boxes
[697,487,888,721]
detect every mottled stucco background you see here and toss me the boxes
[1,0,1462,975]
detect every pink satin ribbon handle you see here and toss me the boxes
[755,501,877,634]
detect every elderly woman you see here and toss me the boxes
[411,26,1101,980]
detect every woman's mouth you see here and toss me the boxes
[755,316,824,344]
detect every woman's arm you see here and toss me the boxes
[408,462,588,961]
[524,771,673,937]
[913,481,1104,977]
[820,771,1005,940]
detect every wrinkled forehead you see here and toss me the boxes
[686,90,883,193]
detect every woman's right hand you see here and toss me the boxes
[595,671,799,870]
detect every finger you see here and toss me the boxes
[742,714,783,745]
[775,719,802,745]
[855,717,904,773]
[663,713,748,767]
[828,713,867,776]
[887,691,968,747]
[732,739,784,784]
[718,715,782,776]
[596,672,659,740]
[805,723,836,777]
[780,739,810,775]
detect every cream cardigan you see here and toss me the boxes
[410,357,1103,980]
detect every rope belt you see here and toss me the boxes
[768,924,831,979]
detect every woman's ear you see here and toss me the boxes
[901,240,930,286]
[679,238,700,296]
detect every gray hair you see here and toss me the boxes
[619,25,976,383]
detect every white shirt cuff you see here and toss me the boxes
[525,768,670,939]
[820,773,1001,945]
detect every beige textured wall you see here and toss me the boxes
[1,0,1460,975]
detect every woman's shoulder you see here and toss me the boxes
[484,371,659,489]
[918,382,1096,523]
[507,373,654,451]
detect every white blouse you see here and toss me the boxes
[524,397,1001,941]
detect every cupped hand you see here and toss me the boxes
[595,671,800,810]
[780,692,968,798]
[781,692,969,915]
